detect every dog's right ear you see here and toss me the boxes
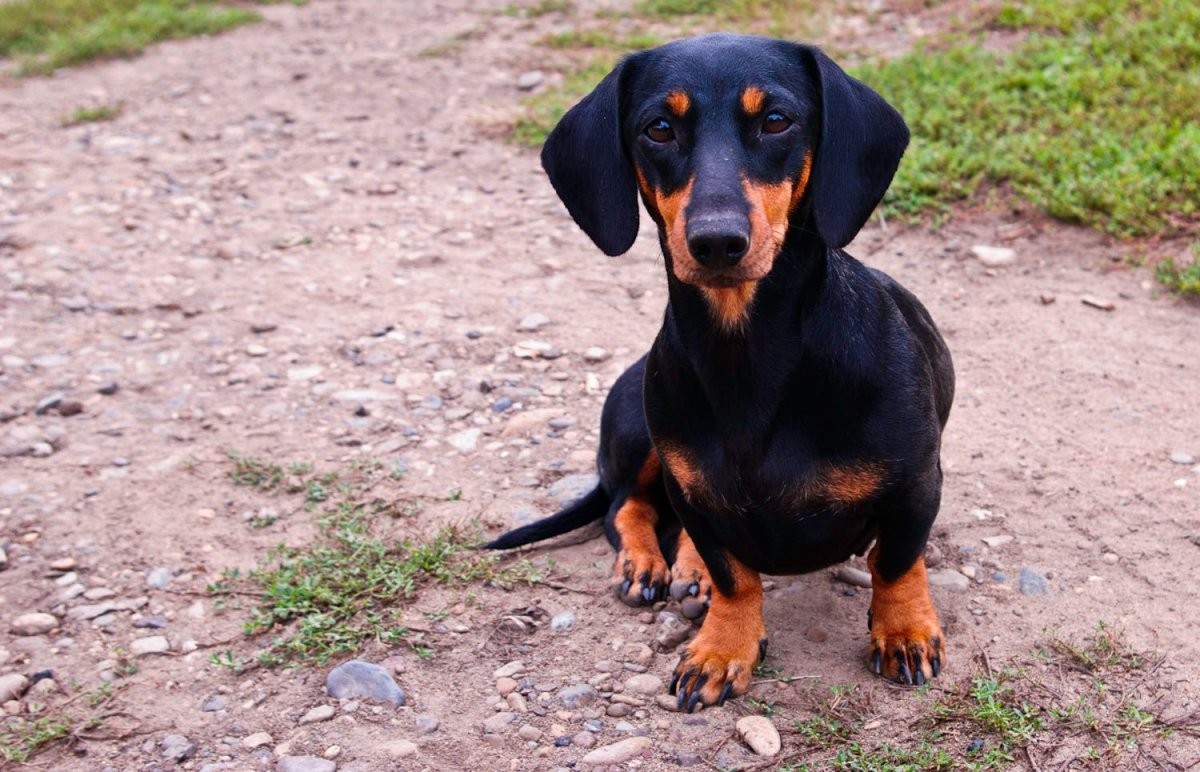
[540,61,639,257]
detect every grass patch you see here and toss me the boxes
[60,103,124,126]
[502,0,573,18]
[858,0,1200,238]
[0,0,264,75]
[0,685,117,763]
[751,624,1196,769]
[1155,243,1200,296]
[211,456,546,666]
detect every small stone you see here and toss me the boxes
[246,343,269,357]
[1170,451,1195,465]
[300,704,335,724]
[518,724,542,741]
[655,613,690,650]
[970,245,1016,266]
[383,739,418,759]
[1081,295,1116,311]
[981,535,1013,548]
[243,731,273,749]
[326,660,405,706]
[924,542,943,568]
[1102,552,1119,564]
[582,347,610,363]
[49,558,76,572]
[493,660,525,679]
[834,565,872,588]
[517,70,544,91]
[655,694,678,712]
[736,715,782,756]
[415,714,440,734]
[11,612,58,636]
[606,702,631,717]
[130,636,170,656]
[507,692,529,713]
[0,674,29,702]
[573,731,597,748]
[928,569,971,590]
[580,736,653,766]
[250,321,278,334]
[483,712,517,733]
[146,567,173,589]
[557,684,598,709]
[1019,567,1050,596]
[623,674,663,696]
[496,677,519,695]
[276,757,336,772]
[517,312,551,332]
[448,428,481,452]
[200,695,227,712]
[513,340,553,359]
[98,381,120,396]
[550,611,575,632]
[161,734,196,762]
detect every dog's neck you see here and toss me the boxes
[661,232,832,350]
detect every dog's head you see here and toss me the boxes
[541,34,908,291]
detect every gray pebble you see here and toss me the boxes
[517,71,545,91]
[326,660,405,706]
[276,758,336,772]
[583,719,603,732]
[160,734,197,762]
[146,567,173,589]
[557,683,598,709]
[548,474,599,505]
[1019,567,1050,596]
[483,712,517,733]
[415,714,440,734]
[517,312,551,331]
[550,611,575,632]
[927,569,971,591]
[200,695,227,712]
[1170,451,1195,465]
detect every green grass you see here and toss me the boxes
[60,103,124,126]
[858,0,1200,238]
[0,718,73,763]
[211,457,545,666]
[0,0,267,75]
[0,685,116,763]
[1155,244,1200,296]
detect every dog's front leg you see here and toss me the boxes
[669,549,766,711]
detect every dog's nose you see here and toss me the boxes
[687,217,749,269]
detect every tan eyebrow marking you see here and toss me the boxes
[666,90,691,116]
[740,86,766,115]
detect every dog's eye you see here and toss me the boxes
[645,119,675,143]
[762,112,792,134]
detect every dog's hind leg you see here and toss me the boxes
[608,451,672,606]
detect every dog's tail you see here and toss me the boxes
[483,485,609,550]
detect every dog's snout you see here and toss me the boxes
[687,217,749,269]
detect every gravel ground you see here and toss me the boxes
[2,0,1199,769]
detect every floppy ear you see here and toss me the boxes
[804,47,909,248]
[540,61,639,257]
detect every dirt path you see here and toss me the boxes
[2,0,1199,769]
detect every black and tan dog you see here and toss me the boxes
[487,33,954,711]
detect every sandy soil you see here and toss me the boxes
[2,0,1199,770]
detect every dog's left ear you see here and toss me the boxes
[798,46,909,248]
[540,60,640,257]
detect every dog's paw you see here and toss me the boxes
[669,615,766,712]
[669,532,713,620]
[612,547,670,607]
[867,601,944,685]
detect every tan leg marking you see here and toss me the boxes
[867,545,945,685]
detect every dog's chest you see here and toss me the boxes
[658,438,884,516]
